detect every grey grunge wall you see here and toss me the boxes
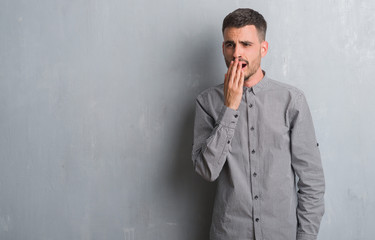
[1,0,374,239]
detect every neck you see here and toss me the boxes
[243,68,264,88]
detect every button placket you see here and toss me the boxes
[247,92,262,239]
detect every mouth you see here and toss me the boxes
[240,62,247,69]
[236,58,248,70]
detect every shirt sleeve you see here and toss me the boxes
[191,95,239,182]
[289,93,325,240]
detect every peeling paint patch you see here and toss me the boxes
[123,227,135,240]
[0,215,10,232]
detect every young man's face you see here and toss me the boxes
[222,25,268,81]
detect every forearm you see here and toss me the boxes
[295,164,325,239]
[192,104,239,182]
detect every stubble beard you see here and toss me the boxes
[244,56,261,81]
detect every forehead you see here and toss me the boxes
[223,25,259,41]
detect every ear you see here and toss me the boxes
[222,42,225,55]
[260,41,268,57]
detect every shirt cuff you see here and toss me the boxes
[297,232,317,240]
[217,105,239,129]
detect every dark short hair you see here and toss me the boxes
[222,8,267,41]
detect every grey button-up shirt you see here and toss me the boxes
[192,74,325,240]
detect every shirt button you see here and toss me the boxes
[253,172,257,177]
[249,104,253,108]
[250,126,254,131]
[255,218,260,222]
[254,195,258,200]
[227,140,230,144]
[234,114,238,118]
[251,149,255,154]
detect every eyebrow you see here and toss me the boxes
[224,40,254,45]
[240,41,253,45]
[224,40,235,45]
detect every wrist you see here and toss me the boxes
[225,102,239,110]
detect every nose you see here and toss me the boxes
[233,45,242,60]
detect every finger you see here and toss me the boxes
[229,59,238,86]
[238,69,244,88]
[234,60,242,86]
[227,60,234,80]
[224,62,231,89]
[224,73,228,97]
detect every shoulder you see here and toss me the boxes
[266,77,305,98]
[196,83,224,103]
[194,84,225,119]
[263,77,309,118]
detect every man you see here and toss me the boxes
[192,8,325,240]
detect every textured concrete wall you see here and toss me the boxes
[1,0,374,239]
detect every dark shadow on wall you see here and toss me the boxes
[165,28,223,240]
[171,106,217,240]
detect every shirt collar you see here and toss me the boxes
[243,70,269,95]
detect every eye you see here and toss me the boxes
[225,43,234,48]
